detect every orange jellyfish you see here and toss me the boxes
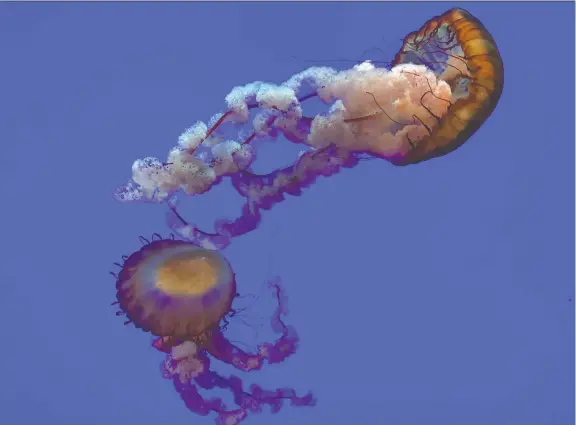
[111,234,314,425]
[114,8,504,251]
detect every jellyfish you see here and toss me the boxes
[114,8,503,251]
[111,234,314,425]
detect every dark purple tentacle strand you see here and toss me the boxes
[206,278,299,369]
[168,146,359,249]
[171,352,315,425]
[160,279,315,425]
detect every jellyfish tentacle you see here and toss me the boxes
[230,145,358,204]
[144,266,315,425]
[168,146,359,247]
[168,351,314,425]
[172,380,225,417]
[195,366,316,418]
[165,203,232,251]
[218,146,358,238]
[204,278,299,372]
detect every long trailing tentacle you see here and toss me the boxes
[169,351,315,425]
[203,278,299,370]
[159,278,315,425]
[167,145,359,249]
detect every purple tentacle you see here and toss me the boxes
[168,146,359,247]
[169,352,315,425]
[206,278,298,370]
[160,279,315,425]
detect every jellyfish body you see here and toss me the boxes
[115,8,503,251]
[113,236,314,425]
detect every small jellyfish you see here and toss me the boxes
[111,234,314,425]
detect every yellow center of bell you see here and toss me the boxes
[156,253,219,296]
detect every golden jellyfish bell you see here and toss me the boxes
[390,8,504,165]
[115,239,236,340]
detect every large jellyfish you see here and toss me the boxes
[111,8,503,425]
[114,8,503,251]
[111,234,314,425]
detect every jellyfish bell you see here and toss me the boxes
[115,238,236,341]
[389,8,504,165]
